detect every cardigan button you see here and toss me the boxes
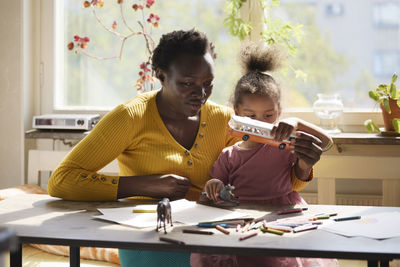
[201,122,206,127]
[92,175,97,179]
[185,150,190,156]
[187,160,193,166]
[199,133,204,138]
[112,179,118,184]
[81,173,88,178]
[101,177,106,182]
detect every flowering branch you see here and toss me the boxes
[67,0,160,92]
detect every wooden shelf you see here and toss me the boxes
[331,132,400,145]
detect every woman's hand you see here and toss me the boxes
[292,131,323,180]
[117,174,190,200]
[204,178,224,203]
[271,118,298,141]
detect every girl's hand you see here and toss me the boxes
[292,131,323,180]
[204,179,224,203]
[271,118,298,141]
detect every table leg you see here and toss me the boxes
[70,246,80,267]
[367,260,378,267]
[10,243,22,267]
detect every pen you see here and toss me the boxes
[334,216,361,222]
[216,225,230,235]
[277,207,308,215]
[159,237,186,245]
[132,209,156,213]
[239,232,257,241]
[182,229,214,235]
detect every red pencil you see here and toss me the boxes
[239,232,257,241]
[277,208,307,215]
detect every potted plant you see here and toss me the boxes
[364,73,400,134]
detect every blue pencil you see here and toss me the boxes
[333,216,361,222]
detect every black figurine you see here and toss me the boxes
[219,184,239,205]
[200,184,239,207]
[156,198,172,234]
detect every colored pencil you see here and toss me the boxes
[159,237,186,245]
[334,216,361,222]
[216,225,230,235]
[239,232,258,241]
[182,229,214,235]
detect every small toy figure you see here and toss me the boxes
[156,198,172,234]
[219,184,239,205]
[201,184,239,207]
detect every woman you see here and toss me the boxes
[48,29,323,267]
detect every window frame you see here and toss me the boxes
[36,0,384,131]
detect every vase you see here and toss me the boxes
[313,93,344,134]
[380,99,400,132]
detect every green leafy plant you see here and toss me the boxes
[224,0,306,81]
[364,73,400,133]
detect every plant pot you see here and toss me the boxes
[380,99,400,131]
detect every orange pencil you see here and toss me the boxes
[216,224,230,235]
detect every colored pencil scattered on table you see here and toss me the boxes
[216,224,230,235]
[182,229,214,235]
[239,232,257,241]
[159,237,186,245]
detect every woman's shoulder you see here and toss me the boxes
[120,90,158,117]
[204,100,234,119]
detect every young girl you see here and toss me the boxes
[191,42,337,267]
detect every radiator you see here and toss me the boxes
[300,193,382,206]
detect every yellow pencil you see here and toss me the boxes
[132,209,156,213]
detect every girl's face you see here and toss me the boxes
[158,52,215,118]
[234,94,281,124]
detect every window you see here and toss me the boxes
[274,0,399,108]
[54,0,240,110]
[36,0,400,130]
[373,51,400,77]
[325,3,344,16]
[372,2,399,28]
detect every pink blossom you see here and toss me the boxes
[146,0,155,8]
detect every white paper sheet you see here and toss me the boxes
[94,199,248,228]
[320,212,400,239]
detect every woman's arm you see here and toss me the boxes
[117,174,190,200]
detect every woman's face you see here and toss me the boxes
[235,94,281,124]
[159,52,215,118]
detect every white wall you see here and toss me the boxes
[0,0,25,188]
